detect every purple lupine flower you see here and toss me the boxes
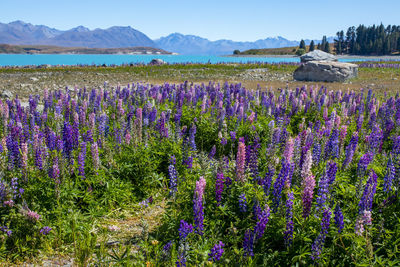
[239,193,247,213]
[220,137,227,146]
[177,220,193,267]
[367,124,383,153]
[254,205,271,240]
[78,141,87,179]
[49,156,60,183]
[312,142,321,166]
[62,122,73,160]
[161,241,173,261]
[248,136,261,182]
[326,161,337,186]
[262,167,274,195]
[273,158,289,212]
[342,132,358,169]
[284,191,294,247]
[0,226,12,237]
[215,172,224,206]
[168,156,178,197]
[393,136,400,155]
[156,111,169,138]
[178,220,193,241]
[236,140,246,182]
[357,152,374,178]
[311,208,331,261]
[302,173,315,219]
[324,128,339,160]
[40,226,52,235]
[358,170,377,213]
[35,147,43,170]
[383,156,395,193]
[334,204,344,233]
[208,241,225,262]
[230,131,236,141]
[316,169,330,213]
[208,145,216,159]
[243,229,254,257]
[193,176,206,235]
[189,123,197,151]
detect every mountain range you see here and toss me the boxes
[0,20,334,55]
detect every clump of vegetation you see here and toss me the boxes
[0,81,400,266]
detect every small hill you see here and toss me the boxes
[0,44,172,54]
[236,44,335,55]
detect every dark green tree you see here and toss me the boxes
[324,41,331,53]
[233,50,240,55]
[321,35,328,52]
[309,40,315,51]
[299,39,306,50]
[317,43,321,50]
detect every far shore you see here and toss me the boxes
[224,54,400,60]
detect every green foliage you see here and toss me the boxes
[295,48,306,56]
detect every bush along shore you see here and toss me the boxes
[0,82,399,265]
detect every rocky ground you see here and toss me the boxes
[0,64,399,102]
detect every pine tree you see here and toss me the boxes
[309,40,315,51]
[317,43,321,50]
[324,41,331,53]
[299,39,306,50]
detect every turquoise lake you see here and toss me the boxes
[0,54,367,66]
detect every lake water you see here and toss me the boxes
[0,54,367,66]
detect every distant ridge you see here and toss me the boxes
[0,20,334,55]
[155,33,334,55]
[0,21,155,48]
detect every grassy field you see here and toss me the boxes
[0,63,399,100]
[0,63,399,265]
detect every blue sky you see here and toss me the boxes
[1,0,399,41]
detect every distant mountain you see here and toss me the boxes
[154,33,299,55]
[0,21,155,48]
[0,20,62,44]
[49,26,155,48]
[0,20,334,55]
[154,33,335,55]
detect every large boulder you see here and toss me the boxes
[293,61,358,82]
[300,50,337,63]
[149,58,166,65]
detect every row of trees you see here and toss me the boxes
[298,36,330,54]
[334,24,400,55]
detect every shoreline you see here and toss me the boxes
[224,54,400,60]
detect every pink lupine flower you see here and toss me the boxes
[117,98,124,116]
[355,210,372,236]
[91,142,100,171]
[195,176,206,201]
[21,142,28,170]
[302,174,316,218]
[283,137,294,162]
[125,132,132,145]
[301,149,313,181]
[89,113,95,133]
[23,209,41,222]
[248,112,255,123]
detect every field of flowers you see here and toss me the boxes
[0,81,400,265]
